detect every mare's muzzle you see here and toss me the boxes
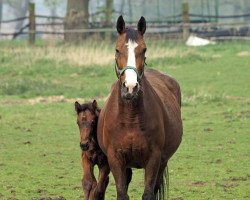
[80,142,89,151]
[121,82,140,100]
[115,63,143,100]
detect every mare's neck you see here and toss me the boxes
[117,80,145,126]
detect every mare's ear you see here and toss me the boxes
[116,15,125,34]
[137,16,146,35]
[92,100,100,116]
[75,101,81,114]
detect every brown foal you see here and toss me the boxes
[75,100,110,200]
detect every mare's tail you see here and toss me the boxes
[156,166,169,200]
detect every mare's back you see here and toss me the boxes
[145,69,181,108]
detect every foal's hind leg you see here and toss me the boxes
[94,158,110,200]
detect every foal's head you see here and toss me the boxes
[75,100,100,151]
[115,15,147,101]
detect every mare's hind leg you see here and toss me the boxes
[142,150,161,200]
[126,168,132,192]
[82,154,96,200]
[94,156,110,200]
[154,163,167,200]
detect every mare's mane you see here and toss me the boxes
[125,28,138,42]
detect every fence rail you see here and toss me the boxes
[0,2,250,43]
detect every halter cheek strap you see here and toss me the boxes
[114,62,144,80]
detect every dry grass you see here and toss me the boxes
[4,43,114,67]
[2,41,203,67]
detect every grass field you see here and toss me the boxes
[0,40,249,200]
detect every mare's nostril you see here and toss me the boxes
[122,82,128,92]
[133,83,139,93]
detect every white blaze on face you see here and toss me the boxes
[125,39,138,93]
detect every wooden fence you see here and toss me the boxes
[0,2,250,44]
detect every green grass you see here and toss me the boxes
[0,40,249,200]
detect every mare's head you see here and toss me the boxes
[115,15,147,101]
[74,100,100,151]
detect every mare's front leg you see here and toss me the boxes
[82,153,97,200]
[108,150,129,200]
[94,155,110,200]
[142,149,161,200]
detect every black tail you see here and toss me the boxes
[156,166,169,200]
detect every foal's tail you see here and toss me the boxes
[156,166,169,200]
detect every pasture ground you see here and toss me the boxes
[0,40,249,200]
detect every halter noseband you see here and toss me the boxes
[114,62,144,80]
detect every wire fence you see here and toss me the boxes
[0,11,250,41]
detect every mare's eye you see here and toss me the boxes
[142,48,147,54]
[115,49,120,54]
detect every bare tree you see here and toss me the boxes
[5,0,29,37]
[64,0,90,42]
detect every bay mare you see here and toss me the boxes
[97,16,183,200]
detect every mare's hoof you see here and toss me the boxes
[142,192,156,200]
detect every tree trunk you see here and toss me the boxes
[105,0,113,41]
[64,0,89,43]
[105,0,112,27]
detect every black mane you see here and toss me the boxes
[78,102,94,113]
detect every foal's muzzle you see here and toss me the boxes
[80,142,89,151]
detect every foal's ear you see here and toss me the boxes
[74,101,81,114]
[92,100,98,109]
[137,16,146,35]
[116,15,125,34]
[92,100,100,116]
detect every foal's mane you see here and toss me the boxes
[76,102,100,116]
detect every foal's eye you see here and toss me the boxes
[115,49,120,54]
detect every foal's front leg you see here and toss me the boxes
[94,158,110,200]
[82,154,97,200]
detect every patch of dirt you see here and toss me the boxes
[230,176,247,182]
[1,95,108,105]
[204,128,213,132]
[23,141,32,145]
[190,181,207,186]
[171,197,184,200]
[39,197,66,200]
[212,54,222,58]
[237,51,250,57]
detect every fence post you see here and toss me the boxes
[182,2,190,41]
[28,2,35,45]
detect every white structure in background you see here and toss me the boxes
[186,34,216,46]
